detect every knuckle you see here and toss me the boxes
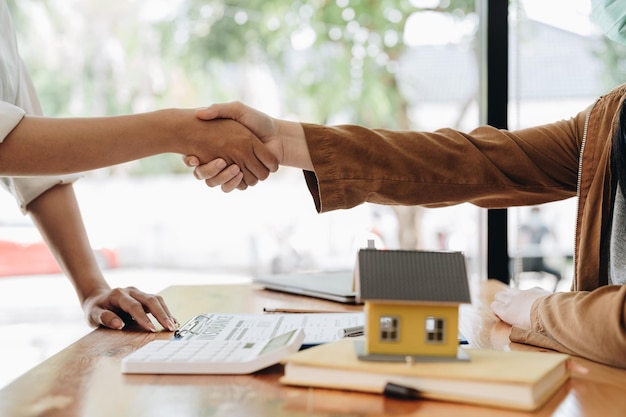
[109,287,125,298]
[204,179,219,188]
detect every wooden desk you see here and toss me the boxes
[1,280,625,417]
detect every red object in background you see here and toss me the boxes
[0,239,118,277]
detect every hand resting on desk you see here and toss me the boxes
[83,286,178,332]
[490,287,551,329]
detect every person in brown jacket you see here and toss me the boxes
[185,86,626,368]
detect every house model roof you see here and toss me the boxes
[357,249,471,304]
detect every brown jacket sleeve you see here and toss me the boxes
[299,109,626,368]
[511,286,626,368]
[301,117,584,213]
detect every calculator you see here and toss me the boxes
[121,328,305,375]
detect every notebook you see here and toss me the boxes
[252,270,359,304]
[280,338,570,411]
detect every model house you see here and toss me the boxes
[355,249,472,361]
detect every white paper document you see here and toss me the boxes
[174,312,365,347]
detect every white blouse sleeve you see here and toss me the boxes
[1,4,81,213]
[0,100,81,213]
[0,100,25,139]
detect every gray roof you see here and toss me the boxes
[357,249,471,304]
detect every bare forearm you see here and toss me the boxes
[27,183,109,304]
[0,109,185,176]
[27,183,176,331]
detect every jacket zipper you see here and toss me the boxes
[573,99,599,290]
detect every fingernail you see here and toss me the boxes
[216,159,226,169]
[229,165,241,174]
[112,318,125,330]
[148,322,157,333]
[166,318,178,332]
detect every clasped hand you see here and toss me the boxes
[184,102,283,191]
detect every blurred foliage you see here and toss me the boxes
[159,0,477,127]
[8,0,617,252]
[14,1,622,177]
[9,0,475,172]
[7,0,479,175]
[593,38,626,89]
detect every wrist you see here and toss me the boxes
[160,108,195,154]
[72,273,110,306]
[281,121,313,170]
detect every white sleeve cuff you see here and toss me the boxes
[0,174,83,213]
[1,101,83,213]
[0,101,26,142]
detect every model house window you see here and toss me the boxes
[425,316,446,344]
[379,316,399,342]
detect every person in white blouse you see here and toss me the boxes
[0,1,277,332]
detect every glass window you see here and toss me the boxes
[7,0,487,283]
[2,0,500,388]
[508,0,612,291]
[379,315,399,342]
[425,316,446,343]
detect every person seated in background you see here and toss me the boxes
[516,206,563,289]
[0,1,276,332]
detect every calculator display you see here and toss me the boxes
[259,329,297,355]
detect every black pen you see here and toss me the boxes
[383,382,422,400]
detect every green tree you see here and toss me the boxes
[158,0,478,248]
[9,0,478,178]
[8,0,479,246]
[594,38,626,89]
[7,0,200,174]
[161,0,477,128]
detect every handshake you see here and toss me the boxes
[183,102,311,192]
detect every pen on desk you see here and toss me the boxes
[342,325,364,337]
[262,307,349,314]
[383,382,422,400]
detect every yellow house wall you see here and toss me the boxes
[365,302,459,357]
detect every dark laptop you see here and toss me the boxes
[252,270,359,304]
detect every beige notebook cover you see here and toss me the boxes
[280,337,569,411]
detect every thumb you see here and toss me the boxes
[195,101,243,121]
[252,141,279,173]
[490,300,503,318]
[182,155,200,167]
[89,308,125,330]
